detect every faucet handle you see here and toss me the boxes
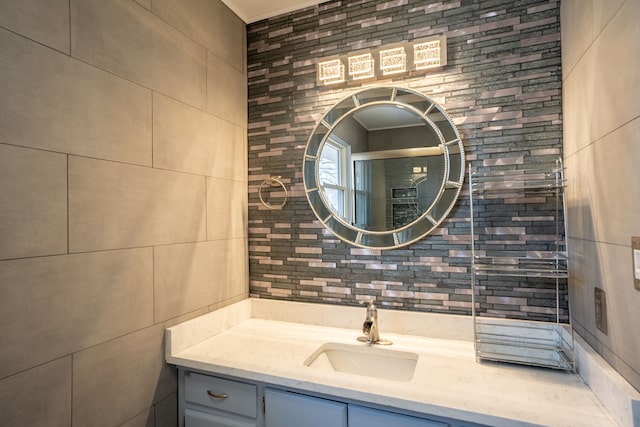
[359,299,376,310]
[359,301,374,323]
[362,319,373,335]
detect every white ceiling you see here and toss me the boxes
[353,105,424,131]
[222,0,321,23]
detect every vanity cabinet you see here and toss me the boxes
[178,368,488,427]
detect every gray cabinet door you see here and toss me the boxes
[348,405,448,427]
[264,388,347,427]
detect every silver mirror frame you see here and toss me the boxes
[303,86,465,249]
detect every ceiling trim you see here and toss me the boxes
[222,0,321,24]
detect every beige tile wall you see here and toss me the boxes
[152,0,246,73]
[0,0,70,53]
[0,144,67,259]
[71,0,208,109]
[207,52,248,124]
[68,157,207,252]
[0,28,152,165]
[154,241,238,322]
[0,249,154,378]
[153,93,246,179]
[562,0,640,392]
[0,357,72,426]
[0,0,248,425]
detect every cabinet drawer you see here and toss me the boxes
[185,372,257,418]
[185,408,257,427]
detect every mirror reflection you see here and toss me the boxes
[303,86,465,249]
[318,104,445,231]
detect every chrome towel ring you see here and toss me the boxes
[258,176,288,210]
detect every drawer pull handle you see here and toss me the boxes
[207,390,229,399]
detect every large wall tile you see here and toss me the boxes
[560,0,592,80]
[591,0,626,37]
[207,52,247,125]
[134,0,152,11]
[568,237,602,334]
[154,93,246,180]
[599,242,640,372]
[235,125,248,183]
[562,47,597,157]
[152,0,246,72]
[153,93,214,176]
[593,119,640,246]
[0,249,153,379]
[154,240,248,322]
[69,157,206,252]
[154,242,219,322]
[207,178,247,241]
[571,239,640,391]
[209,121,246,182]
[212,237,249,305]
[0,357,71,426]
[154,93,245,179]
[0,28,151,165]
[564,147,597,242]
[121,408,153,427]
[588,0,640,142]
[568,240,600,352]
[73,325,176,427]
[0,0,69,53]
[0,144,67,260]
[154,392,178,427]
[71,0,206,109]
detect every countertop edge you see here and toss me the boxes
[166,354,538,427]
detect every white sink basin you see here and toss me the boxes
[304,342,418,381]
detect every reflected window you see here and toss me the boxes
[354,160,371,227]
[319,138,351,218]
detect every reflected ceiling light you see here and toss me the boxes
[379,47,406,75]
[348,53,375,80]
[318,59,345,85]
[413,39,443,70]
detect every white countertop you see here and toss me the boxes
[166,298,619,427]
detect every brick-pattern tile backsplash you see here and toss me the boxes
[247,0,567,321]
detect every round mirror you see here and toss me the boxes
[303,86,465,249]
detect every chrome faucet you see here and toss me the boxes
[357,301,392,345]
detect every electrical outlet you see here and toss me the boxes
[632,237,640,291]
[594,288,607,335]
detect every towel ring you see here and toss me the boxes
[258,176,288,210]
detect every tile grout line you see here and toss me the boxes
[67,154,70,255]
